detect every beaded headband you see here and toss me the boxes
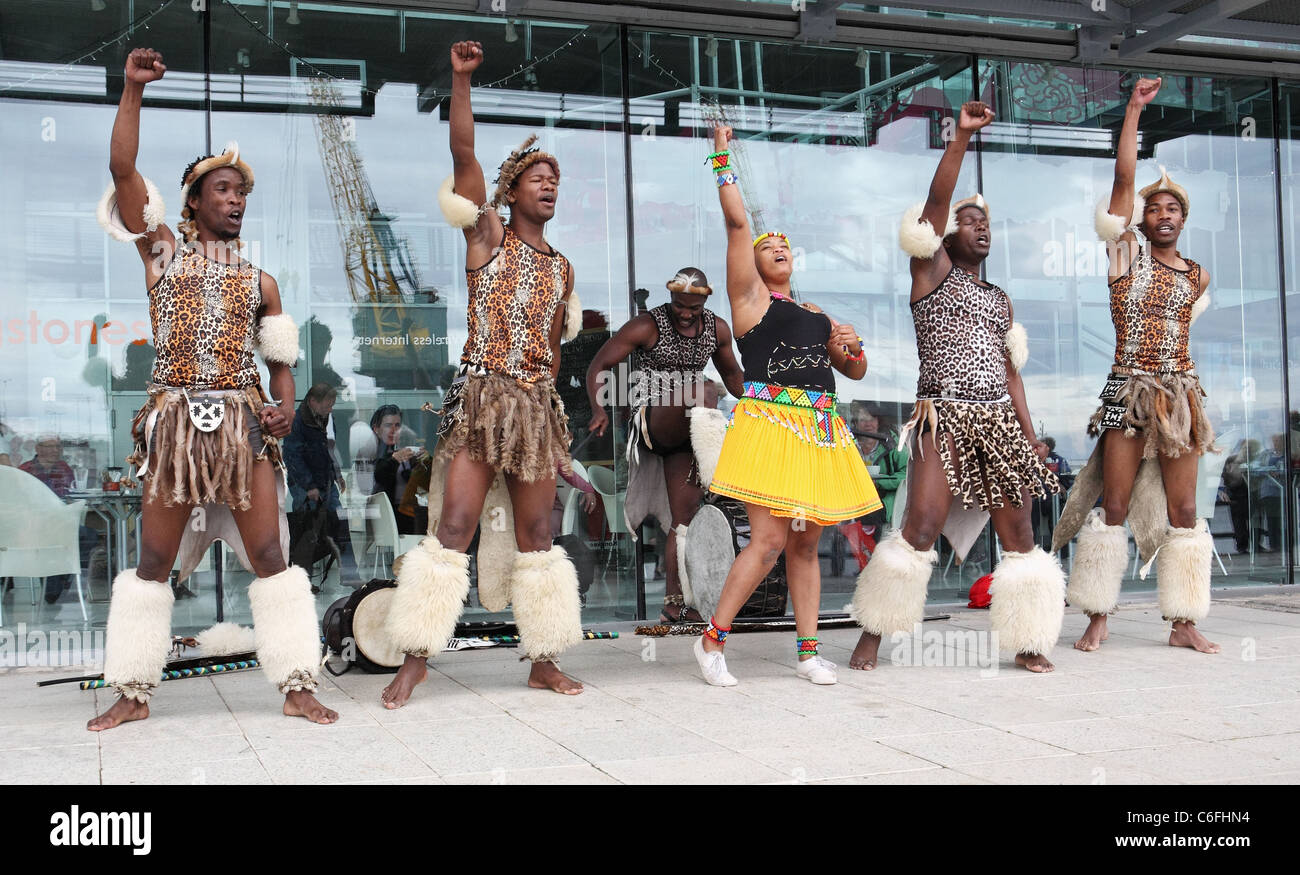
[753,231,791,249]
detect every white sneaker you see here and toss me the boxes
[694,636,738,687]
[796,655,838,685]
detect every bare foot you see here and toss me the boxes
[527,660,583,695]
[1169,620,1220,654]
[849,631,881,670]
[380,654,428,710]
[87,696,149,732]
[1073,614,1110,652]
[1015,652,1055,673]
[283,690,339,724]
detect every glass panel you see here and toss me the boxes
[205,2,632,627]
[979,61,1286,586]
[0,0,204,648]
[627,31,977,610]
[1280,81,1300,569]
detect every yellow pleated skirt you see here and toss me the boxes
[709,387,882,526]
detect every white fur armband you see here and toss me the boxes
[1094,193,1144,243]
[562,291,583,342]
[899,201,957,260]
[1190,293,1210,325]
[258,313,300,366]
[438,174,486,229]
[1006,322,1028,372]
[97,177,166,243]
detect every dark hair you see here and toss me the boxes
[306,383,337,402]
[369,404,402,431]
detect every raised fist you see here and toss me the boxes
[451,41,485,75]
[125,48,166,84]
[958,101,995,133]
[712,124,733,152]
[1130,76,1163,109]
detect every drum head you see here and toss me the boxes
[351,587,405,668]
[683,502,736,621]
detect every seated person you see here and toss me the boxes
[20,435,96,602]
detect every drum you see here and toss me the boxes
[683,497,788,621]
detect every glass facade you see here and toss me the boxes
[0,0,1296,640]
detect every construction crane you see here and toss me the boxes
[308,76,444,389]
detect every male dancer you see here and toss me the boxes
[850,101,1065,673]
[585,267,744,622]
[1054,76,1219,654]
[381,41,584,707]
[89,48,334,729]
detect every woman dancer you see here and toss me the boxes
[694,125,880,686]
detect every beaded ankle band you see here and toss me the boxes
[704,618,731,643]
[797,636,819,657]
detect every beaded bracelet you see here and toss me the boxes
[716,171,738,187]
[844,336,866,363]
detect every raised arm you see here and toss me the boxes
[109,48,176,275]
[448,41,502,261]
[1107,77,1162,279]
[909,101,993,299]
[712,126,766,326]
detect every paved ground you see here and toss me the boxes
[3,592,1299,785]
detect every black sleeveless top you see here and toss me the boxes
[736,296,834,392]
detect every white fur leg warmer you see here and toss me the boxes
[849,530,936,637]
[102,569,175,702]
[1156,522,1212,624]
[989,547,1065,655]
[248,566,322,693]
[674,523,694,609]
[1065,508,1128,616]
[384,535,471,658]
[510,546,583,661]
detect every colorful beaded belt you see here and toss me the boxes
[740,381,839,445]
[742,381,837,410]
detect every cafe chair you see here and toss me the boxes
[0,466,88,623]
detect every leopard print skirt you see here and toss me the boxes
[435,369,570,483]
[1086,371,1216,460]
[905,398,1059,511]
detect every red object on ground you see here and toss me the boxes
[967,574,993,609]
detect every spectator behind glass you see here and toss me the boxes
[369,405,426,514]
[18,434,92,602]
[283,384,343,512]
[21,435,76,497]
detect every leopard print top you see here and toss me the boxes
[463,225,571,383]
[149,245,262,389]
[1110,246,1201,374]
[635,304,718,405]
[912,265,1011,402]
